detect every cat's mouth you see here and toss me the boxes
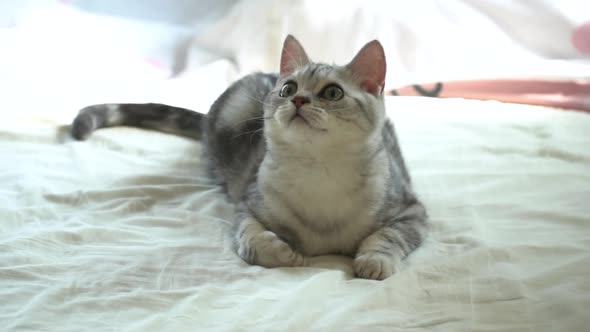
[289,110,327,132]
[290,111,312,126]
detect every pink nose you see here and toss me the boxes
[292,96,310,108]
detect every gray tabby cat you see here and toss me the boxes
[71,35,428,280]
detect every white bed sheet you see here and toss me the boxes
[1,98,589,331]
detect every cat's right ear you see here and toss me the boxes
[347,40,386,96]
[280,35,311,77]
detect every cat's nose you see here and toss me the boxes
[291,96,310,108]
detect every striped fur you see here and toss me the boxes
[72,103,203,140]
[71,35,428,280]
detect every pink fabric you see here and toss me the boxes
[572,22,590,54]
[388,79,590,113]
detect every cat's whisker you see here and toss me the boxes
[304,108,328,119]
[232,127,264,140]
[328,106,354,112]
[308,106,327,113]
[302,111,323,124]
[230,115,273,129]
[219,92,277,112]
[248,128,265,144]
[236,91,276,108]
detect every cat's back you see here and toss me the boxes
[204,72,278,201]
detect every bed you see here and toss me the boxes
[1,1,589,331]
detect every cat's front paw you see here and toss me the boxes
[238,230,304,268]
[354,251,400,280]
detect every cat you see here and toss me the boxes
[71,35,428,280]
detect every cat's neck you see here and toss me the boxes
[265,137,384,170]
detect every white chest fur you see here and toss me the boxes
[257,152,388,256]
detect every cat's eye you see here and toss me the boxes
[279,81,298,98]
[320,84,344,101]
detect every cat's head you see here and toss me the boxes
[265,35,386,151]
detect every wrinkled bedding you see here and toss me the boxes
[2,99,589,331]
[1,1,589,331]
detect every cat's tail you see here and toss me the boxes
[71,103,204,140]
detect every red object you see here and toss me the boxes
[572,22,590,54]
[388,79,590,113]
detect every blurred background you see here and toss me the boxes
[0,0,588,121]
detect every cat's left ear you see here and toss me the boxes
[280,35,311,77]
[347,40,386,96]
